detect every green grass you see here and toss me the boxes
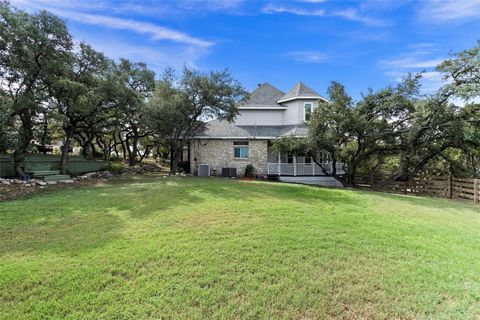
[1,177,480,319]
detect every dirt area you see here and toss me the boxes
[0,163,171,202]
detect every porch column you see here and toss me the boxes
[293,155,297,176]
[278,151,281,175]
[312,160,315,176]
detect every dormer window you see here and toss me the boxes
[304,103,312,121]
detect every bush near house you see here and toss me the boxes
[245,164,255,177]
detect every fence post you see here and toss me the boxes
[278,151,281,175]
[474,179,479,204]
[447,175,452,199]
[370,171,374,190]
[293,155,297,177]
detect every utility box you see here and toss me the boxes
[197,164,210,177]
[222,167,237,177]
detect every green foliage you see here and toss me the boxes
[305,55,479,184]
[112,58,156,166]
[244,164,255,177]
[272,135,310,156]
[0,96,16,153]
[145,67,248,173]
[437,40,480,101]
[0,3,73,175]
[105,161,126,172]
[0,0,478,181]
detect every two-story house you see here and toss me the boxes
[189,82,344,185]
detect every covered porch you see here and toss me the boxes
[267,148,346,177]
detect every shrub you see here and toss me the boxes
[245,164,255,177]
[106,162,125,172]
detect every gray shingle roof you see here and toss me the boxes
[195,120,308,139]
[240,83,285,107]
[278,82,324,102]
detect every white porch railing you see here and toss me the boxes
[267,162,346,176]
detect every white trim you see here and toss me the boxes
[238,106,287,110]
[192,135,307,140]
[303,102,313,122]
[277,96,330,104]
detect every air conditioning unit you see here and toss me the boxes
[222,167,237,177]
[197,164,210,177]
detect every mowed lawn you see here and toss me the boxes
[1,177,480,319]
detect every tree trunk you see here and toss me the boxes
[312,156,349,187]
[170,144,182,175]
[347,162,358,187]
[113,136,120,159]
[40,117,49,145]
[138,145,151,162]
[116,132,127,159]
[13,148,28,179]
[13,112,34,179]
[128,128,139,167]
[60,124,75,175]
[90,143,96,159]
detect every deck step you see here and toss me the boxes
[32,170,60,177]
[43,174,71,182]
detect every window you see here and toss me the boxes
[287,155,293,163]
[233,141,249,158]
[304,103,312,121]
[319,150,331,163]
[305,156,312,164]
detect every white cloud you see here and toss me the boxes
[177,0,245,11]
[421,71,443,80]
[10,0,214,69]
[386,70,445,93]
[10,1,213,48]
[381,57,443,69]
[11,0,246,16]
[86,38,206,72]
[287,51,328,63]
[417,0,480,23]
[55,9,213,48]
[380,45,448,94]
[262,4,325,16]
[297,0,327,3]
[262,4,389,26]
[331,8,390,26]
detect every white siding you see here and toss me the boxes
[282,99,321,125]
[235,99,325,126]
[282,100,300,125]
[234,109,284,125]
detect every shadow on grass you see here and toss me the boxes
[350,188,480,214]
[195,177,362,208]
[0,177,206,257]
[1,176,476,258]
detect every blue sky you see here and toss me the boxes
[11,0,480,100]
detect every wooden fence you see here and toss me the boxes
[355,175,480,204]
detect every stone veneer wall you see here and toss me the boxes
[190,139,269,176]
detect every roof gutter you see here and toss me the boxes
[277,96,330,104]
[238,106,287,110]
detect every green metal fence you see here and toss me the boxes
[0,154,107,177]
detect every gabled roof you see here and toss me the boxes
[277,82,328,103]
[240,83,285,108]
[194,120,308,139]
